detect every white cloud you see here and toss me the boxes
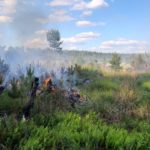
[63,31,100,44]
[0,15,13,23]
[81,11,93,17]
[76,20,106,27]
[35,30,48,36]
[76,20,96,27]
[36,18,48,24]
[0,0,17,24]
[0,0,17,14]
[73,0,108,10]
[48,0,75,6]
[4,0,17,5]
[48,0,108,10]
[98,39,150,53]
[25,38,48,48]
[100,39,146,47]
[87,0,108,9]
[49,10,74,23]
[24,29,49,48]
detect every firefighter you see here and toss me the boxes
[0,85,5,95]
[23,77,39,119]
[30,77,39,97]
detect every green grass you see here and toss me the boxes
[0,67,150,150]
[86,79,119,91]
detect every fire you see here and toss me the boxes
[43,77,58,93]
[43,77,52,87]
[40,77,86,106]
[42,77,85,104]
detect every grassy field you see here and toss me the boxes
[0,65,150,150]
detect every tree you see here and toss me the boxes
[131,54,146,70]
[47,29,63,52]
[0,57,9,84]
[109,53,122,70]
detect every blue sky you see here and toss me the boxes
[0,0,149,53]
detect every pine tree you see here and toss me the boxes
[110,53,122,70]
[47,29,63,52]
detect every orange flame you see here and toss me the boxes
[44,77,52,87]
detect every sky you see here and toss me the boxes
[0,0,150,53]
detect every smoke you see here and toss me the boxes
[9,0,47,44]
[0,46,79,88]
[1,45,150,87]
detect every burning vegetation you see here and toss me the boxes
[0,63,87,119]
[0,56,150,150]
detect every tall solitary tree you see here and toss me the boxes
[109,53,122,70]
[47,29,63,52]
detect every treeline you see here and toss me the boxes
[0,46,150,71]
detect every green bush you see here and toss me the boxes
[21,113,150,150]
[8,78,21,98]
[142,81,150,91]
[1,112,149,150]
[0,92,22,114]
[85,79,119,92]
[33,90,71,115]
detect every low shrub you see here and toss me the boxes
[0,92,22,114]
[1,112,149,150]
[85,79,119,92]
[142,81,150,91]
